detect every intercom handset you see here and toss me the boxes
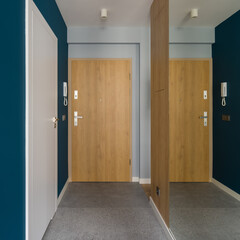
[63,82,68,106]
[221,82,227,107]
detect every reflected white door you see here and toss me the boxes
[29,3,58,240]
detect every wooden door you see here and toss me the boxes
[169,60,211,182]
[71,59,131,182]
[151,0,169,226]
[30,2,58,239]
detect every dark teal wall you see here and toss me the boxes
[0,0,25,239]
[0,1,67,238]
[33,0,69,195]
[212,10,240,194]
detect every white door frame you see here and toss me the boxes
[25,1,58,239]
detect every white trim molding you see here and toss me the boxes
[131,177,151,184]
[139,178,151,184]
[25,0,30,239]
[57,178,69,205]
[150,197,176,240]
[212,178,240,202]
[132,177,140,182]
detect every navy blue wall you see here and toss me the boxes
[0,1,25,239]
[212,10,240,194]
[33,0,69,195]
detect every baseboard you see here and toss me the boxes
[132,177,139,182]
[211,178,240,202]
[150,197,176,240]
[132,177,151,184]
[57,178,69,205]
[139,178,151,184]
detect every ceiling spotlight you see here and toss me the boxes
[101,9,108,19]
[191,8,198,18]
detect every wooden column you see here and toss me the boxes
[151,0,169,226]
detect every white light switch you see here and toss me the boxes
[204,90,207,100]
[74,90,78,100]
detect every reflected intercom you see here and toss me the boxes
[63,82,68,106]
[221,82,227,107]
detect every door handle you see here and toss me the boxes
[52,117,59,122]
[52,117,59,128]
[74,111,83,126]
[200,112,208,127]
[75,116,83,119]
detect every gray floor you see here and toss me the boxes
[43,183,168,240]
[170,183,240,240]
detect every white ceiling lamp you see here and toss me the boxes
[101,8,108,20]
[191,8,199,18]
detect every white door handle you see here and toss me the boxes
[74,111,83,126]
[200,112,208,127]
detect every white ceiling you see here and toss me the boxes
[170,0,240,27]
[56,0,240,27]
[55,0,153,27]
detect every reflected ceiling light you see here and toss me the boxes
[191,8,199,18]
[101,9,108,19]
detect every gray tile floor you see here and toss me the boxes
[43,183,168,240]
[170,183,240,240]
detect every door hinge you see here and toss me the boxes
[129,73,131,80]
[129,159,131,165]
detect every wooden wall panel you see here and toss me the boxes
[101,60,132,182]
[169,60,211,182]
[151,0,169,226]
[71,60,106,181]
[71,59,131,182]
[151,0,169,93]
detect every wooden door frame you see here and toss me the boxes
[169,58,213,181]
[25,1,58,239]
[68,58,132,182]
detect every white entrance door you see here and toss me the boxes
[28,2,58,240]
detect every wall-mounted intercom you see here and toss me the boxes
[63,82,68,106]
[221,82,227,107]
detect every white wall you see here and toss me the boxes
[170,27,215,43]
[68,27,151,179]
[170,44,212,58]
[169,27,215,58]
